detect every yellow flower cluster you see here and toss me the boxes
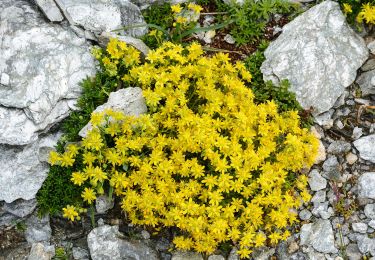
[357,3,375,24]
[171,3,203,27]
[51,39,318,258]
[91,38,140,77]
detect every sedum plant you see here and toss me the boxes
[48,38,318,258]
[340,0,375,25]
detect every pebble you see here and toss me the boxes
[346,153,358,165]
[224,34,235,44]
[299,209,312,220]
[308,169,327,191]
[352,223,368,233]
[364,204,375,219]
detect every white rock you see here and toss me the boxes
[352,223,368,233]
[25,214,51,244]
[353,135,375,163]
[314,140,326,164]
[224,34,235,44]
[0,0,95,146]
[0,133,60,203]
[208,255,225,260]
[28,243,55,260]
[34,0,64,22]
[87,225,158,260]
[358,172,375,199]
[95,195,114,214]
[54,0,147,37]
[346,153,358,165]
[79,87,147,137]
[172,251,204,260]
[364,204,375,219]
[300,219,337,253]
[261,1,368,114]
[309,169,327,191]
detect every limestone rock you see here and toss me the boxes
[3,199,37,218]
[353,135,375,163]
[172,251,204,260]
[28,243,55,260]
[356,69,375,96]
[358,172,375,199]
[308,169,327,191]
[54,0,147,37]
[364,204,375,219]
[25,214,51,244]
[79,87,147,137]
[261,1,368,114]
[0,0,95,146]
[0,133,60,203]
[300,219,337,253]
[34,0,64,22]
[87,225,158,260]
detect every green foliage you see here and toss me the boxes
[53,247,69,260]
[219,0,299,45]
[143,3,175,30]
[338,0,375,25]
[37,165,84,216]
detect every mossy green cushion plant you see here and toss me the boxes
[46,39,318,258]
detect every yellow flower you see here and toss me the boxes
[343,3,352,15]
[63,205,79,221]
[71,172,86,186]
[82,187,96,204]
[48,151,61,165]
[171,4,182,13]
[83,152,96,166]
[188,3,203,14]
[60,152,75,167]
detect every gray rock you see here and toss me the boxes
[352,127,363,140]
[352,223,368,233]
[208,255,225,260]
[356,69,375,96]
[356,234,375,255]
[3,199,37,218]
[368,40,375,54]
[346,243,362,260]
[172,251,203,260]
[0,0,95,146]
[323,156,339,172]
[95,195,114,214]
[0,133,60,203]
[224,34,235,44]
[327,141,351,154]
[369,220,375,229]
[299,209,312,220]
[25,214,51,244]
[28,243,55,260]
[314,111,334,128]
[141,230,150,240]
[0,72,10,86]
[79,87,147,137]
[72,247,89,260]
[361,59,375,71]
[364,204,375,219]
[311,190,326,204]
[309,169,327,191]
[87,225,158,260]
[260,1,368,114]
[300,219,338,253]
[55,0,147,37]
[358,172,375,199]
[228,248,239,260]
[34,0,64,22]
[353,135,375,163]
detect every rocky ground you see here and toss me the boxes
[0,0,374,259]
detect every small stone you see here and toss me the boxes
[25,214,51,244]
[315,112,334,129]
[368,220,375,229]
[356,234,375,255]
[299,209,312,220]
[208,255,225,260]
[172,251,203,260]
[28,243,54,260]
[335,120,344,129]
[309,169,327,191]
[288,241,299,254]
[0,73,10,86]
[224,34,235,44]
[358,172,375,199]
[228,248,239,260]
[327,141,351,155]
[323,156,339,172]
[203,30,216,44]
[300,219,337,253]
[3,199,37,218]
[364,204,375,219]
[352,127,363,140]
[361,59,375,71]
[346,243,362,260]
[95,195,114,214]
[311,202,329,218]
[311,190,326,203]
[353,135,375,163]
[352,223,368,233]
[315,140,326,164]
[346,153,358,165]
[141,230,150,240]
[72,247,89,260]
[368,40,375,54]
